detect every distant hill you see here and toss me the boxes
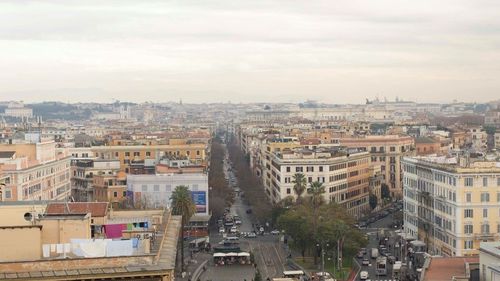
[30,102,91,121]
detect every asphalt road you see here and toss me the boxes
[356,211,404,281]
[206,145,287,280]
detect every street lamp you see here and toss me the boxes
[316,241,329,281]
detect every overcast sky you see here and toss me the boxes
[0,0,499,104]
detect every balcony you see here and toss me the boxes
[474,233,497,240]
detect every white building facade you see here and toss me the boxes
[127,173,209,216]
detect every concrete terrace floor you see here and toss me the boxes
[199,265,256,281]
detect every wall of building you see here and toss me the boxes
[127,173,209,216]
[0,226,41,261]
[40,217,91,244]
[0,204,47,226]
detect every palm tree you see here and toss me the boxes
[292,173,307,203]
[170,185,196,271]
[307,181,325,264]
[307,181,326,207]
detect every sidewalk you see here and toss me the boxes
[177,251,212,281]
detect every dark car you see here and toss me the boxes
[357,251,364,258]
[246,209,252,214]
[387,255,396,264]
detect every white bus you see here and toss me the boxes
[283,270,305,279]
[376,256,387,276]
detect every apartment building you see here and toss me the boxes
[494,130,500,149]
[127,172,209,237]
[0,141,71,201]
[402,156,500,257]
[341,135,415,199]
[71,159,121,201]
[92,171,127,207]
[265,147,371,219]
[91,143,207,173]
[127,173,208,214]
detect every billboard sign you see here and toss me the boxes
[191,191,207,213]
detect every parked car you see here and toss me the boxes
[388,255,396,264]
[362,258,369,266]
[219,227,225,233]
[247,232,257,238]
[271,230,280,235]
[357,251,364,258]
[230,226,238,233]
[360,271,369,280]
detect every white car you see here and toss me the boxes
[219,227,225,233]
[247,232,257,238]
[230,226,238,233]
[270,230,280,235]
[360,271,369,280]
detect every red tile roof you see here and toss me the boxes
[46,202,108,217]
[424,256,478,281]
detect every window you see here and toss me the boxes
[390,146,395,152]
[123,191,127,197]
[370,147,376,153]
[464,240,473,249]
[319,166,323,172]
[113,192,118,198]
[286,188,291,194]
[483,177,488,187]
[466,193,471,203]
[154,185,160,192]
[296,167,303,173]
[284,177,291,183]
[141,185,148,192]
[308,177,313,183]
[286,167,291,173]
[196,150,200,156]
[306,166,314,172]
[498,177,500,186]
[133,152,140,156]
[464,224,473,234]
[125,152,130,157]
[464,209,473,218]
[146,151,151,157]
[4,190,11,199]
[482,224,490,234]
[481,193,490,202]
[483,208,488,218]
[465,177,473,187]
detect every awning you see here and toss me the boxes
[189,215,211,222]
[237,252,250,257]
[213,253,225,257]
[226,252,239,256]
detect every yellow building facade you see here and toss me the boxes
[403,157,500,256]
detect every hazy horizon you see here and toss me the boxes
[1,0,499,104]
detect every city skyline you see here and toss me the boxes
[1,0,500,104]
